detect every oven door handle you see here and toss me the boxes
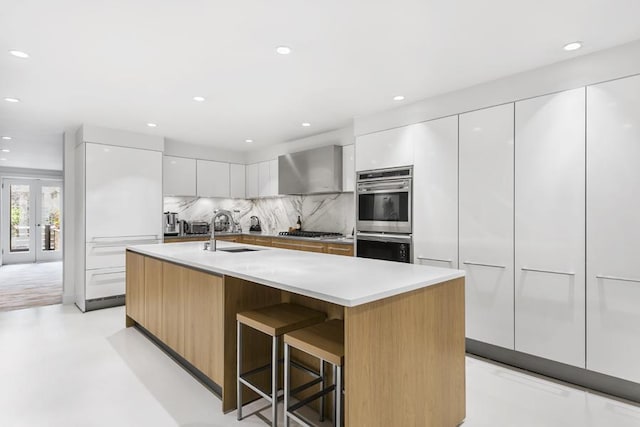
[356,233,412,243]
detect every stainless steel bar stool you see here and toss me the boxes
[237,303,326,427]
[284,319,345,427]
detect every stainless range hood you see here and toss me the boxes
[278,145,343,195]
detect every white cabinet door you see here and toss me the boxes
[258,161,270,197]
[197,160,230,198]
[85,143,162,242]
[342,145,355,192]
[587,75,640,383]
[355,124,415,171]
[246,163,259,198]
[230,163,246,198]
[413,116,458,269]
[459,103,514,349]
[269,159,279,196]
[515,88,586,367]
[163,156,196,196]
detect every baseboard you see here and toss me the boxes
[466,338,640,404]
[85,294,125,311]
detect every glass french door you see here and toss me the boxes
[1,178,63,264]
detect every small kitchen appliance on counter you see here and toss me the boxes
[249,216,262,232]
[164,212,179,236]
[188,221,209,235]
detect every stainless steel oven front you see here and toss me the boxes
[356,167,412,234]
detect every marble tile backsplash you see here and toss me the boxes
[164,193,355,236]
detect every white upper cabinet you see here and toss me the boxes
[255,159,278,197]
[586,75,640,383]
[163,156,196,196]
[269,159,279,196]
[258,161,270,197]
[514,89,586,367]
[459,103,515,350]
[413,116,458,269]
[230,163,246,199]
[85,143,162,241]
[355,124,415,171]
[196,159,230,198]
[245,163,259,198]
[342,145,355,192]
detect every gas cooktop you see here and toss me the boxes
[278,231,343,239]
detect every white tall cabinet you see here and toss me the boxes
[75,129,163,312]
[413,116,459,268]
[514,88,586,367]
[459,103,515,349]
[586,75,640,383]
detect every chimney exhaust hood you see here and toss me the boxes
[278,145,343,195]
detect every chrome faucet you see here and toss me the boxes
[205,209,220,252]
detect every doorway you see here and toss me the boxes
[0,178,63,311]
[1,178,63,264]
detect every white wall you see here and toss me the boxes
[355,39,640,136]
[164,138,245,164]
[62,130,75,304]
[244,125,354,164]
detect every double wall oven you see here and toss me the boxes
[356,166,413,263]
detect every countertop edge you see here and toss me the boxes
[126,244,464,307]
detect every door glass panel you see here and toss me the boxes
[10,184,30,252]
[41,185,62,252]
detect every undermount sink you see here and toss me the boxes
[218,247,261,253]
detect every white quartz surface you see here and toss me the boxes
[128,241,464,307]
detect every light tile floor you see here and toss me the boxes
[1,304,639,427]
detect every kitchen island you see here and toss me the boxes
[125,240,465,426]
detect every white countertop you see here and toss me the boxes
[127,241,464,307]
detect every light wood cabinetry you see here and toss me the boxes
[184,268,224,384]
[586,75,640,383]
[125,251,145,324]
[326,244,354,257]
[163,156,196,196]
[197,159,230,198]
[271,239,327,253]
[144,257,164,337]
[161,262,186,356]
[413,115,459,269]
[514,88,586,368]
[459,103,515,350]
[345,278,465,426]
[215,235,241,243]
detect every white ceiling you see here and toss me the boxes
[2,0,640,168]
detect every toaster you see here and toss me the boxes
[188,221,209,235]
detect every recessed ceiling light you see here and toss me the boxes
[4,97,20,103]
[245,139,254,143]
[393,95,405,101]
[0,158,6,161]
[276,46,292,55]
[1,136,11,140]
[193,96,205,102]
[147,123,157,128]
[301,122,311,127]
[9,50,29,58]
[563,41,582,51]
[1,149,10,153]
